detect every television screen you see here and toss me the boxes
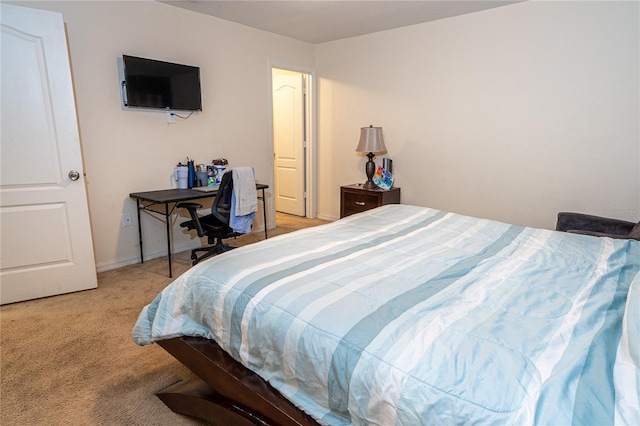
[123,55,202,111]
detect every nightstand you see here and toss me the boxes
[340,184,401,218]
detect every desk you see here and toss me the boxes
[130,184,268,277]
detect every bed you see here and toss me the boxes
[132,204,640,425]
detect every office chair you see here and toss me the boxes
[556,212,640,240]
[178,171,244,265]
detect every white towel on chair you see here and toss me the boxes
[232,167,257,216]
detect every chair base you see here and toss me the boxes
[190,238,236,265]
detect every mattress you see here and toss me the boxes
[133,204,640,425]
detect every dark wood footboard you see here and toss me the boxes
[157,337,320,426]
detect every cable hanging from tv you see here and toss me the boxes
[170,111,194,120]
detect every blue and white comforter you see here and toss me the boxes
[133,205,640,425]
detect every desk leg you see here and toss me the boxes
[165,202,173,278]
[136,199,144,263]
[261,188,268,240]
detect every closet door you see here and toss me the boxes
[273,69,306,216]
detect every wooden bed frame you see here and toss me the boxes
[157,337,321,425]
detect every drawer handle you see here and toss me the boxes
[355,201,366,206]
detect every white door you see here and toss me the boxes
[0,4,97,305]
[273,69,305,216]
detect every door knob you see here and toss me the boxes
[68,170,81,181]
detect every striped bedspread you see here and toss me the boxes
[133,204,640,425]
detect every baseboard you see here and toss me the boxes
[96,240,202,273]
[316,213,338,222]
[96,256,140,273]
[96,226,271,273]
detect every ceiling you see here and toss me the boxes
[159,1,522,44]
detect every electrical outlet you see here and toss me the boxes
[167,110,176,124]
[122,213,133,227]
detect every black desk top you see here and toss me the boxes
[130,184,268,204]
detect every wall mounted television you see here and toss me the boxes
[122,55,202,111]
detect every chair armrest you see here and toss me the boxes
[556,212,635,236]
[177,202,205,237]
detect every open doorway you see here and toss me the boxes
[271,67,313,219]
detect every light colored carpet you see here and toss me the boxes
[0,213,328,426]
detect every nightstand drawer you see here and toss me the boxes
[340,184,401,218]
[343,192,379,214]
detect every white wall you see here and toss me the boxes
[13,1,316,271]
[316,1,639,228]
[9,1,639,272]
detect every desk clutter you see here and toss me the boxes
[129,179,269,277]
[174,157,228,189]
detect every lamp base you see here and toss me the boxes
[362,152,377,190]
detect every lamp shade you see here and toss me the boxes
[355,126,387,153]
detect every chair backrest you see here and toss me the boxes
[211,171,234,224]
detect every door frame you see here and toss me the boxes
[268,62,316,219]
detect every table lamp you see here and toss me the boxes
[355,125,387,189]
